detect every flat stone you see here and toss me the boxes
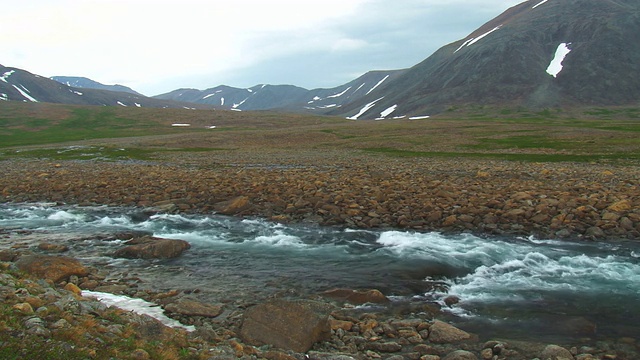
[15,255,88,283]
[113,236,191,259]
[164,298,223,318]
[322,288,390,305]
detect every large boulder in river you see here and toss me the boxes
[113,236,190,259]
[239,299,333,353]
[321,288,390,305]
[15,255,88,283]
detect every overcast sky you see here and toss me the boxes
[5,0,525,96]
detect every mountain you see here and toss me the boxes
[51,76,142,96]
[154,84,309,111]
[331,0,640,119]
[153,70,404,113]
[0,65,213,109]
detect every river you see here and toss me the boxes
[1,203,639,343]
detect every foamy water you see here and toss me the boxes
[2,203,639,341]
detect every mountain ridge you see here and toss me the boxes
[4,0,640,118]
[0,65,214,109]
[51,76,142,96]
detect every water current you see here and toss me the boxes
[1,203,639,342]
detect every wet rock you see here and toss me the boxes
[0,250,18,262]
[321,288,390,304]
[365,341,403,353]
[540,344,574,360]
[15,255,88,283]
[37,242,69,253]
[443,350,478,360]
[113,236,191,259]
[239,299,333,353]
[164,297,223,317]
[428,320,472,343]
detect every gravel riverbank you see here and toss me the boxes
[1,155,639,240]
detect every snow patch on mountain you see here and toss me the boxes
[454,26,502,53]
[12,84,38,102]
[117,101,127,107]
[380,104,398,118]
[221,97,225,106]
[328,86,352,98]
[233,97,249,109]
[1,70,15,83]
[532,0,549,9]
[347,96,384,120]
[546,42,572,77]
[0,93,7,101]
[409,115,430,120]
[366,75,389,95]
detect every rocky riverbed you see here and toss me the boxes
[1,231,638,360]
[1,154,639,240]
[1,154,640,359]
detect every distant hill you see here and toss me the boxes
[51,76,142,96]
[0,65,213,109]
[153,70,404,113]
[332,0,640,119]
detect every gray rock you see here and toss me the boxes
[540,345,574,360]
[113,236,190,259]
[443,350,478,360]
[428,320,472,343]
[239,299,333,353]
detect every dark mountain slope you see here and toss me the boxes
[333,0,640,119]
[0,65,213,109]
[51,76,142,96]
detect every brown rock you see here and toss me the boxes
[15,255,88,283]
[64,283,82,295]
[214,195,251,215]
[113,236,190,259]
[321,288,390,304]
[540,344,574,360]
[164,298,223,318]
[329,319,354,331]
[239,299,333,353]
[13,302,34,314]
[0,250,17,262]
[37,242,69,253]
[607,200,632,213]
[428,320,472,343]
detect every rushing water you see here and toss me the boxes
[1,203,639,342]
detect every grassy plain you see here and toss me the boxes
[1,101,640,164]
